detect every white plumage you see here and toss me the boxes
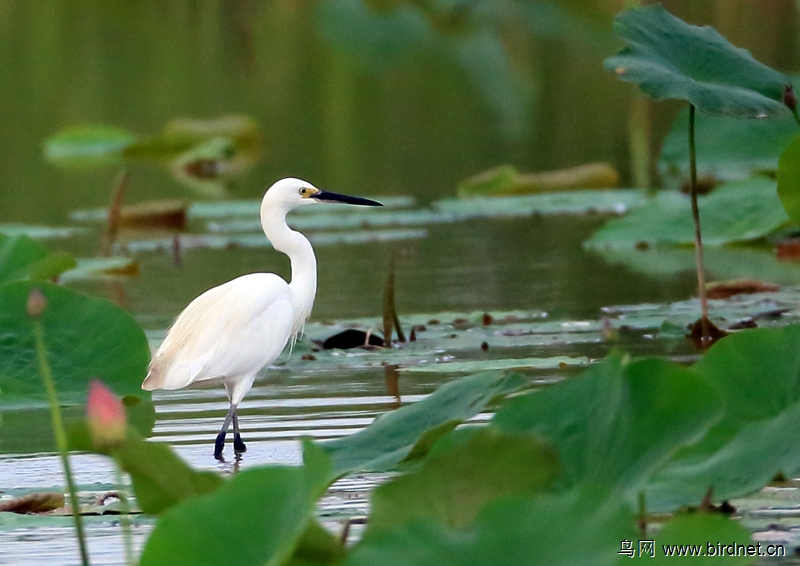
[142,178,382,460]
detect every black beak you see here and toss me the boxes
[313,190,383,207]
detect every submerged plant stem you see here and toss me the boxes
[688,105,710,349]
[33,321,91,566]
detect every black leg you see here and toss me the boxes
[214,404,237,461]
[214,430,226,461]
[233,411,247,453]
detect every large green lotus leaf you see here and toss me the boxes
[493,354,722,497]
[777,134,800,227]
[647,325,800,510]
[367,427,560,533]
[59,257,140,282]
[592,243,800,284]
[0,233,75,286]
[584,177,790,249]
[605,5,791,117]
[110,437,223,515]
[651,513,754,564]
[286,519,345,566]
[124,115,260,158]
[43,125,137,161]
[139,439,331,566]
[320,370,525,478]
[660,106,799,188]
[693,326,800,422]
[346,487,636,566]
[0,281,150,409]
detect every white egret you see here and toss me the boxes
[142,178,382,460]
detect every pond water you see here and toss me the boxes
[3,1,800,564]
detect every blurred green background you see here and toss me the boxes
[3,0,797,223]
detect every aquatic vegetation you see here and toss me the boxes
[659,104,800,187]
[43,322,791,565]
[43,115,261,196]
[602,4,797,347]
[0,233,76,286]
[585,177,790,249]
[7,5,800,565]
[0,281,151,412]
[456,163,619,197]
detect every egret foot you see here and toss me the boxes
[233,434,247,453]
[214,430,227,461]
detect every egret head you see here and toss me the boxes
[262,178,382,213]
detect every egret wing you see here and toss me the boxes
[143,273,295,391]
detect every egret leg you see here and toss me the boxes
[214,404,238,461]
[233,412,247,453]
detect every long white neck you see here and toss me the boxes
[260,206,317,333]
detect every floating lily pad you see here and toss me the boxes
[59,257,140,282]
[207,190,648,233]
[605,4,791,117]
[70,195,415,224]
[457,163,619,197]
[124,229,426,253]
[601,290,800,336]
[0,224,87,240]
[433,189,648,219]
[282,293,800,379]
[208,208,451,233]
[585,178,790,249]
[397,355,588,374]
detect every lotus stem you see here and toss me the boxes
[33,319,91,566]
[688,105,710,349]
[638,491,647,537]
[629,96,651,190]
[115,467,134,565]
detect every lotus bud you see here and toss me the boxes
[26,288,47,319]
[784,84,797,112]
[86,380,127,448]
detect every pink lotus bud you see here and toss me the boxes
[26,288,47,319]
[86,381,127,448]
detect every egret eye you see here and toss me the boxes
[299,187,312,197]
